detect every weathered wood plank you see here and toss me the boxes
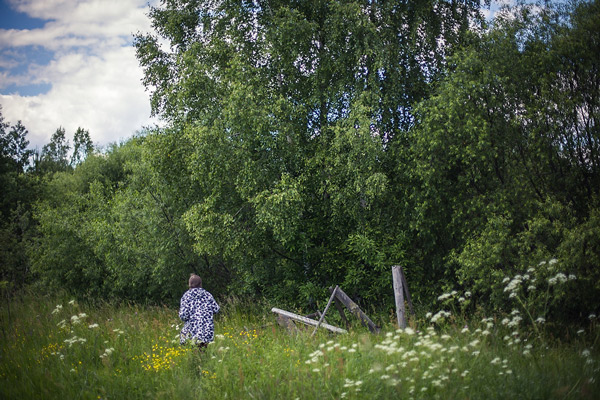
[399,265,415,315]
[311,286,338,337]
[333,287,380,334]
[271,308,347,334]
[392,265,407,329]
[329,287,350,329]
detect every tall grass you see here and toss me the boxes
[1,290,598,399]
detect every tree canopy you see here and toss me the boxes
[2,1,598,323]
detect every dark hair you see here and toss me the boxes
[188,274,202,288]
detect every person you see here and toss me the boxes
[179,274,220,349]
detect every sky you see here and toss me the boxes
[0,0,510,151]
[0,0,160,151]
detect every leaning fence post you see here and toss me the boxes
[311,285,338,337]
[392,265,407,329]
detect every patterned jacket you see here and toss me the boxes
[179,288,220,344]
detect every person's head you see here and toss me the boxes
[189,274,202,289]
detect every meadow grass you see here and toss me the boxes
[1,291,598,400]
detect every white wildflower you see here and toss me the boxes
[438,293,452,301]
[431,310,451,324]
[582,349,591,358]
[88,323,99,329]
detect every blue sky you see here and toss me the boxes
[0,0,159,149]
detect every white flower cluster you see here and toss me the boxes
[100,347,115,359]
[70,313,87,325]
[64,335,87,347]
[501,310,523,328]
[51,304,63,315]
[112,328,125,337]
[437,291,457,301]
[305,340,349,365]
[430,310,451,324]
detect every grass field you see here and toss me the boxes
[1,292,598,399]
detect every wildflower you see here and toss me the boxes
[568,274,576,280]
[425,312,432,319]
[590,314,597,320]
[461,370,469,377]
[527,285,536,291]
[504,276,522,293]
[523,349,531,356]
[431,310,451,324]
[507,316,522,328]
[465,291,472,297]
[52,305,63,314]
[461,327,469,334]
[577,329,585,335]
[535,317,545,324]
[491,357,501,365]
[68,299,76,306]
[88,323,99,329]
[582,349,591,358]
[438,292,452,301]
[472,350,480,356]
[549,258,558,265]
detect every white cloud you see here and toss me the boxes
[0,0,159,149]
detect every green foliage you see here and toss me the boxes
[6,0,599,324]
[408,0,600,315]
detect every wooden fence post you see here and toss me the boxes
[329,286,350,329]
[333,287,380,334]
[392,265,407,329]
[311,285,338,337]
